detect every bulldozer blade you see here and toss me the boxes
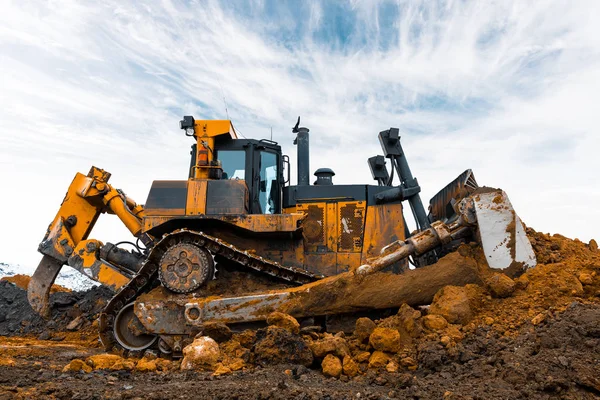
[469,190,536,275]
[27,255,64,319]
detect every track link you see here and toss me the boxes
[99,229,324,353]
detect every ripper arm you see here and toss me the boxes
[29,166,148,318]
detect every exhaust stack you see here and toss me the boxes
[293,117,310,186]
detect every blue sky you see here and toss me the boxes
[0,0,599,269]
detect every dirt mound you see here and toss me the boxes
[0,274,70,293]
[0,228,598,398]
[0,280,111,338]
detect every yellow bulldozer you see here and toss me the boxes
[28,116,536,356]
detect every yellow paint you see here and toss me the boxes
[186,180,207,215]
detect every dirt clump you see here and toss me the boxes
[368,327,401,352]
[253,326,313,367]
[429,285,473,324]
[485,272,516,298]
[266,311,300,334]
[422,314,448,331]
[354,317,376,341]
[321,354,342,378]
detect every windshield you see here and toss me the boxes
[218,150,245,180]
[259,151,278,214]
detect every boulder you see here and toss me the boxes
[369,327,401,353]
[181,336,220,370]
[321,354,342,378]
[266,312,300,334]
[429,286,473,324]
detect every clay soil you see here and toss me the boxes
[0,229,599,399]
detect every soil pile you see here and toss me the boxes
[0,229,598,399]
[0,279,111,339]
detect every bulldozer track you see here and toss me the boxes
[98,228,324,353]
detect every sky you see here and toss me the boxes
[1,0,599,270]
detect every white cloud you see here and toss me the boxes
[0,0,598,270]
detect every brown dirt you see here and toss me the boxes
[0,229,598,399]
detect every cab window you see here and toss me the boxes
[259,152,278,214]
[218,150,245,180]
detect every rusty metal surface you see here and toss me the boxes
[27,255,64,319]
[158,243,213,293]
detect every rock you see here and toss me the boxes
[86,354,123,370]
[589,239,598,252]
[136,357,158,372]
[227,358,245,371]
[213,363,232,376]
[355,351,371,363]
[483,317,495,326]
[110,359,135,371]
[310,335,350,358]
[486,273,516,298]
[440,336,452,346]
[579,273,593,285]
[181,336,221,370]
[354,317,376,342]
[396,303,423,336]
[63,359,92,373]
[531,313,546,325]
[515,275,530,290]
[66,316,84,331]
[368,351,390,369]
[37,331,51,341]
[400,356,417,370]
[342,355,360,377]
[253,326,313,367]
[266,312,300,334]
[321,354,342,378]
[422,314,448,331]
[203,322,232,343]
[429,286,473,324]
[386,361,399,373]
[369,328,401,353]
[0,357,16,367]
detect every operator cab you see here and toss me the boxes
[188,135,284,215]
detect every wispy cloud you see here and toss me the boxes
[1,0,598,268]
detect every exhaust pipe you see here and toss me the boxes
[293,117,310,186]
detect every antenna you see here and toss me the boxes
[270,126,273,141]
[217,79,230,120]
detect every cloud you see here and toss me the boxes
[0,0,598,269]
